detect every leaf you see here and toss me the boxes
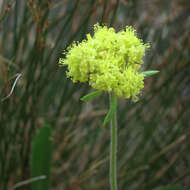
[155,185,187,190]
[142,70,159,77]
[104,94,118,126]
[30,125,53,190]
[80,90,103,101]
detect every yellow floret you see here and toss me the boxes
[59,23,150,101]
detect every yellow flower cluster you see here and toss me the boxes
[59,24,150,101]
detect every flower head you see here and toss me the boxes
[59,24,150,101]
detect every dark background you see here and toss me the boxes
[0,0,190,189]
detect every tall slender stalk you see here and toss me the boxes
[109,93,118,190]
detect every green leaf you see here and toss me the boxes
[30,125,53,190]
[142,70,159,77]
[80,90,103,101]
[104,94,118,126]
[155,185,187,190]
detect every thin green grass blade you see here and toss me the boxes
[155,186,187,190]
[80,90,103,101]
[104,94,118,126]
[30,125,53,190]
[142,70,159,77]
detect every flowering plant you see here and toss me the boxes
[59,23,158,190]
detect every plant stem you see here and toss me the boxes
[109,93,118,190]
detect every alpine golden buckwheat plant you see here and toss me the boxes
[59,23,158,190]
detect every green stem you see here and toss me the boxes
[109,93,118,190]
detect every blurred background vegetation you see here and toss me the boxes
[0,0,190,189]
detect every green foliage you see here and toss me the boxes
[142,70,160,77]
[155,186,187,190]
[104,93,118,126]
[30,125,52,190]
[80,90,103,101]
